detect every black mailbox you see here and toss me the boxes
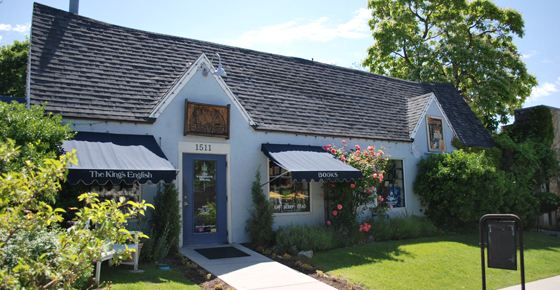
[487,220,517,270]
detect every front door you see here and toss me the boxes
[183,153,227,245]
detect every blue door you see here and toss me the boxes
[183,153,227,245]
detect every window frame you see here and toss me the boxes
[267,159,312,216]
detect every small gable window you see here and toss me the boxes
[426,115,445,152]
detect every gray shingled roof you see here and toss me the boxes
[29,3,494,147]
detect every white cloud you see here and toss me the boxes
[0,24,12,31]
[13,24,30,33]
[528,77,560,102]
[230,8,371,47]
[0,23,30,34]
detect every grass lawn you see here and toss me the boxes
[99,263,201,290]
[310,232,560,290]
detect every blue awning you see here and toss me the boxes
[261,144,361,182]
[61,132,177,185]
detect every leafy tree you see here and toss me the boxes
[363,0,537,132]
[0,101,75,206]
[0,101,75,172]
[245,168,275,247]
[0,140,153,288]
[0,39,29,98]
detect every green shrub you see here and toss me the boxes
[364,214,438,242]
[534,192,560,213]
[414,150,505,230]
[0,227,61,270]
[152,183,181,253]
[245,168,275,247]
[275,223,349,254]
[414,150,538,231]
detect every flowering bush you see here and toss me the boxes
[323,141,389,231]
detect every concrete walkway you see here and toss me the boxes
[497,275,560,290]
[180,243,336,290]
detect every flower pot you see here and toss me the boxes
[158,264,170,270]
[124,243,143,263]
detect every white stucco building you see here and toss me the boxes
[28,3,494,246]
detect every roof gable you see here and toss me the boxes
[408,93,457,140]
[149,53,254,126]
[29,3,494,147]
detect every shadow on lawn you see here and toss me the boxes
[99,262,196,287]
[448,231,560,252]
[310,231,560,271]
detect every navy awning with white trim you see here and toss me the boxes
[261,144,361,182]
[61,132,177,185]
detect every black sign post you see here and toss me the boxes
[480,214,525,290]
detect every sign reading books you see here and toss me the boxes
[185,100,230,139]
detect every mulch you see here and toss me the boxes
[172,247,364,290]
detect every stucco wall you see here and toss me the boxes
[63,67,457,245]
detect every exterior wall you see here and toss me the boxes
[63,68,457,245]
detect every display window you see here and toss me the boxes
[379,160,405,208]
[268,160,310,213]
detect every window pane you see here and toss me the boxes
[269,162,310,213]
[193,160,217,233]
[382,160,405,208]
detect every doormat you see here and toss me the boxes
[194,246,250,260]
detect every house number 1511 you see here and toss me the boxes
[195,144,212,151]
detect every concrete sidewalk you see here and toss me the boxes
[497,275,560,290]
[180,243,336,290]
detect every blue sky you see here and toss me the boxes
[1,0,558,112]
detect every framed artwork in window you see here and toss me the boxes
[426,115,445,152]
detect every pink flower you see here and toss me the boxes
[368,146,374,151]
[373,173,378,178]
[333,210,338,216]
[377,195,384,202]
[355,145,361,150]
[389,205,393,210]
[371,186,375,191]
[366,189,371,194]
[320,195,325,198]
[324,146,328,151]
[342,140,346,144]
[331,149,336,154]
[350,184,355,188]
[379,174,384,182]
[337,204,342,210]
[327,221,331,226]
[356,150,361,154]
[341,155,346,162]
[331,184,336,188]
[327,144,331,148]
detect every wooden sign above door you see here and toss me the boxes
[184,100,230,139]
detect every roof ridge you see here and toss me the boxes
[33,3,453,88]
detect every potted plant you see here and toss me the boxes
[153,223,173,270]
